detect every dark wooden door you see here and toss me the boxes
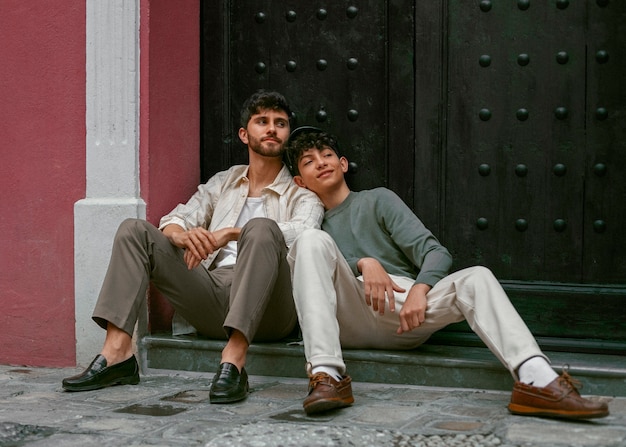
[201,0,415,196]
[201,1,626,347]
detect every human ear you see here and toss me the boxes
[339,156,349,173]
[238,127,249,144]
[293,176,307,188]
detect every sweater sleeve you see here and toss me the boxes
[376,189,452,287]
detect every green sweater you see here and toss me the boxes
[322,188,452,287]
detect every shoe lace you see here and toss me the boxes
[559,365,583,392]
[308,372,332,392]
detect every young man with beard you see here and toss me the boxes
[285,127,609,420]
[62,92,324,404]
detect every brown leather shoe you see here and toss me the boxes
[303,372,354,415]
[508,369,609,419]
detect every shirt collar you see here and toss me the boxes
[233,164,294,196]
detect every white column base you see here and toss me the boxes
[74,197,145,366]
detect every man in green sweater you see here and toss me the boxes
[285,127,609,420]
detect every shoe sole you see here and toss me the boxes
[209,383,249,404]
[209,393,248,404]
[62,375,140,392]
[508,403,609,420]
[304,397,354,415]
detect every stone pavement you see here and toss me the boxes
[0,364,624,447]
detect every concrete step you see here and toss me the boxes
[139,333,626,397]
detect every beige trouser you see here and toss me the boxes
[93,218,296,343]
[287,229,547,379]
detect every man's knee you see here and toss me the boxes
[472,265,499,283]
[115,218,152,240]
[113,219,168,255]
[292,229,334,254]
[240,218,283,244]
[463,265,503,292]
[298,228,331,244]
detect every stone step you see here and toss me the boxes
[139,333,626,397]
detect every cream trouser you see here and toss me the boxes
[287,229,547,379]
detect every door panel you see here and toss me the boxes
[203,1,414,194]
[444,1,588,282]
[584,2,626,283]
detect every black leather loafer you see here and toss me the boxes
[62,354,140,392]
[209,362,249,403]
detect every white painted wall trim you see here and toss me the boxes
[74,0,145,366]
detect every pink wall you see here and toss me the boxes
[0,2,86,366]
[140,0,200,332]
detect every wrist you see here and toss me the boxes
[356,257,371,273]
[411,283,432,295]
[227,227,242,241]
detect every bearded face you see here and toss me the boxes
[240,110,290,159]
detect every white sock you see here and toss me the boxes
[518,356,558,388]
[311,366,342,382]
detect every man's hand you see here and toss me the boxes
[357,257,406,315]
[396,283,431,334]
[163,225,239,270]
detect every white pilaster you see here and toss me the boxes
[74,0,144,366]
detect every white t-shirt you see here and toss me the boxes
[214,197,266,267]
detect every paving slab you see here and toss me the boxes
[0,365,624,447]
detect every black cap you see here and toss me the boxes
[289,126,324,142]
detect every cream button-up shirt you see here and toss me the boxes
[159,164,324,270]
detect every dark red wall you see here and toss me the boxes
[140,0,200,332]
[0,1,86,366]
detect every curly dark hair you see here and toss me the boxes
[240,90,292,128]
[285,130,340,176]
